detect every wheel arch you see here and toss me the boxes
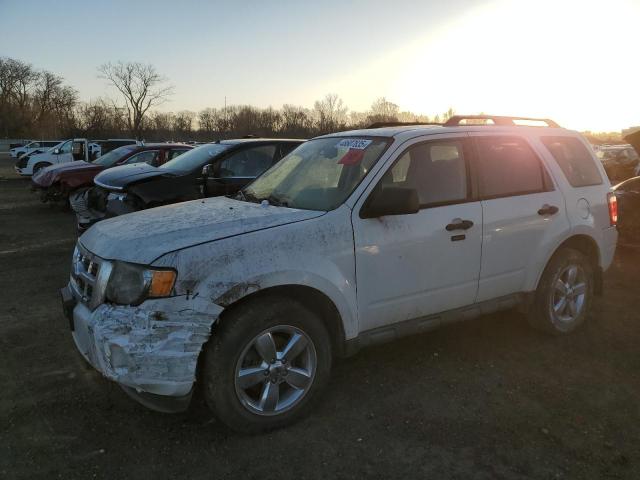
[33,161,52,172]
[215,284,347,358]
[535,234,603,295]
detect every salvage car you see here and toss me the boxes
[32,143,191,205]
[599,145,639,182]
[15,138,101,176]
[10,140,61,158]
[61,116,617,432]
[613,130,640,242]
[72,138,303,232]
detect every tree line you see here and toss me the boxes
[1,57,455,141]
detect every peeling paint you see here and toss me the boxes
[213,281,261,307]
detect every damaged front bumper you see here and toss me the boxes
[62,285,221,412]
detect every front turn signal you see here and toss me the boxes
[149,270,177,297]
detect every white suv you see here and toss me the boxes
[61,116,618,432]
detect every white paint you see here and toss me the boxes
[67,122,618,404]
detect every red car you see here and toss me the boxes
[31,143,192,204]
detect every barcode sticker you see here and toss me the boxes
[337,139,372,150]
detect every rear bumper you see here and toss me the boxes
[62,284,221,411]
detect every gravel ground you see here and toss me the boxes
[1,154,639,479]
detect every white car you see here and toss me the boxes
[10,140,62,158]
[15,139,101,176]
[61,115,618,432]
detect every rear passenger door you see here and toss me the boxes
[469,134,569,301]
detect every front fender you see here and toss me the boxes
[153,207,359,339]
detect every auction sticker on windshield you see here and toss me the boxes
[337,139,372,150]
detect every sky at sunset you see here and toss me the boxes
[2,0,639,132]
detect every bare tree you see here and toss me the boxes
[367,97,400,125]
[313,93,348,133]
[198,107,219,135]
[172,110,196,139]
[98,61,173,139]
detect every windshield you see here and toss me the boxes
[159,143,231,173]
[93,145,137,167]
[242,137,390,211]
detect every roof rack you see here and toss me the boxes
[444,115,560,128]
[367,121,442,129]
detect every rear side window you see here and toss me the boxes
[381,139,469,207]
[541,136,602,187]
[475,136,549,199]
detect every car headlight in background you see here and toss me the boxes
[106,261,176,305]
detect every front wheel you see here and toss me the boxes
[32,162,51,175]
[528,248,594,334]
[202,296,332,433]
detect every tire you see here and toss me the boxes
[528,248,594,334]
[32,162,50,175]
[202,296,332,433]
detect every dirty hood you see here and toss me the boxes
[94,163,174,190]
[80,196,325,264]
[624,130,640,157]
[31,160,98,187]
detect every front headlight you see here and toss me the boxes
[106,261,176,305]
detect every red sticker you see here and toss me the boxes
[338,149,364,165]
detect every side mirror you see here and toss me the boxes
[360,186,420,219]
[53,148,60,154]
[201,164,213,176]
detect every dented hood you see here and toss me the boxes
[32,160,96,187]
[624,130,640,157]
[94,163,173,190]
[80,196,325,264]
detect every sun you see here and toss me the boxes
[390,0,640,132]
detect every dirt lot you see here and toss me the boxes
[1,153,639,480]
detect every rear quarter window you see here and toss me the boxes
[541,136,603,187]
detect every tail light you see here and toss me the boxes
[607,192,618,226]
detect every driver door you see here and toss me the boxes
[352,135,482,332]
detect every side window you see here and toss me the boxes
[168,149,189,160]
[59,141,72,154]
[380,139,468,206]
[476,136,549,198]
[124,150,160,165]
[31,142,40,148]
[540,136,602,187]
[219,145,276,178]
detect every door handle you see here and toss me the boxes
[538,204,559,216]
[445,219,474,231]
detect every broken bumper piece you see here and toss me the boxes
[67,293,220,411]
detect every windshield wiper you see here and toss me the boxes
[235,190,261,203]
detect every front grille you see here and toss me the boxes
[70,243,112,309]
[69,189,91,217]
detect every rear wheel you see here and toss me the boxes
[202,296,332,433]
[528,248,594,334]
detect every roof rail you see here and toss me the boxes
[444,115,560,128]
[367,121,442,129]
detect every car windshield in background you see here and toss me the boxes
[93,145,137,167]
[242,137,390,211]
[159,143,231,173]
